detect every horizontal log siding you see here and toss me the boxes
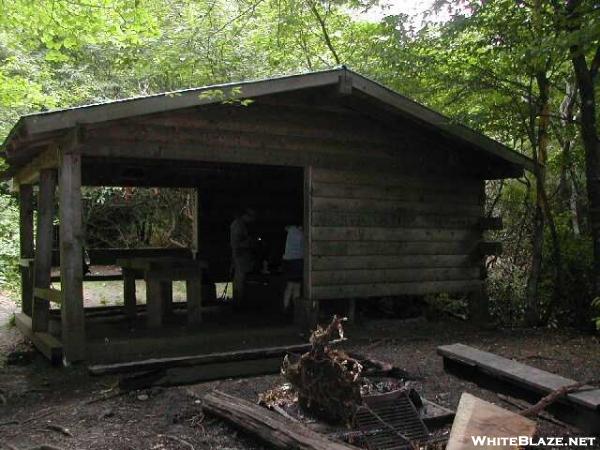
[310,168,485,300]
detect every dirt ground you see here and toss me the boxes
[0,299,599,450]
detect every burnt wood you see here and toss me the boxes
[203,390,357,450]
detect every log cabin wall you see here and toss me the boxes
[79,98,498,298]
[309,168,485,300]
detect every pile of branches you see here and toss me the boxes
[281,316,363,424]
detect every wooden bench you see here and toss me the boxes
[438,343,600,433]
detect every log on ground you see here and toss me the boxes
[202,390,357,450]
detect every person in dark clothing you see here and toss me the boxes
[230,208,257,306]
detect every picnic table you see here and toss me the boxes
[117,257,208,328]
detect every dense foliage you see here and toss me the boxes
[0,0,598,328]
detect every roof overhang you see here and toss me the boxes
[1,67,536,179]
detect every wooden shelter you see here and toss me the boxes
[1,67,534,365]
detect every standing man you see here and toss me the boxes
[230,208,257,307]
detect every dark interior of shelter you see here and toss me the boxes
[44,162,306,360]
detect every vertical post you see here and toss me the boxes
[187,274,203,326]
[19,184,34,316]
[299,166,317,329]
[468,286,490,325]
[123,268,137,321]
[59,149,86,362]
[161,281,173,316]
[32,170,56,332]
[146,278,163,328]
[191,188,201,259]
[469,180,490,325]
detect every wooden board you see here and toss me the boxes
[438,343,600,411]
[446,393,536,450]
[19,184,34,316]
[203,390,357,450]
[313,254,473,271]
[88,342,325,375]
[314,280,483,299]
[313,268,481,286]
[120,358,283,390]
[309,167,485,301]
[14,313,62,365]
[32,169,56,333]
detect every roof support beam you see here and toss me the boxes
[59,140,86,363]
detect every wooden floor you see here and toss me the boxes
[18,304,304,365]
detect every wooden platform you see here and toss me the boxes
[18,306,304,365]
[438,343,600,433]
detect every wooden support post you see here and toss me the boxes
[468,286,490,325]
[123,268,137,321]
[187,277,202,326]
[347,298,356,324]
[191,188,201,258]
[19,184,34,316]
[146,278,163,328]
[59,150,86,362]
[32,170,56,332]
[301,166,317,330]
[161,281,173,317]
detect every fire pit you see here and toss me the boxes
[258,317,452,449]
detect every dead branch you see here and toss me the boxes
[27,446,65,450]
[0,442,19,450]
[45,424,73,437]
[0,420,19,427]
[519,380,600,417]
[85,390,126,404]
[164,434,195,450]
[497,394,569,428]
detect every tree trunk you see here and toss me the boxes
[557,80,581,236]
[565,0,600,326]
[525,69,553,326]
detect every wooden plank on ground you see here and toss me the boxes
[437,343,600,411]
[120,358,282,390]
[88,342,324,375]
[203,390,357,450]
[446,393,536,450]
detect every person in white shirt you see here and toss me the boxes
[282,225,303,311]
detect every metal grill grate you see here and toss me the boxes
[354,390,430,450]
